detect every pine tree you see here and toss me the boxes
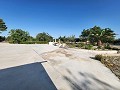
[0,19,7,33]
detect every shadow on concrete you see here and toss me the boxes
[0,62,57,90]
[90,57,101,61]
[63,69,118,90]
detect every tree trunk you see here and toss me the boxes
[97,40,102,46]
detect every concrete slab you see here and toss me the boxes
[0,44,120,90]
[41,48,120,90]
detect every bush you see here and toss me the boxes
[97,46,102,49]
[35,41,48,44]
[20,41,36,44]
[85,44,93,50]
[66,43,93,49]
[8,41,48,44]
[102,55,120,79]
[104,43,111,49]
[95,54,120,79]
[8,41,13,44]
[95,54,103,61]
[75,43,85,48]
[66,43,76,48]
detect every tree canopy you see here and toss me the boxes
[36,32,53,42]
[8,29,30,44]
[59,36,67,43]
[80,26,116,46]
[0,20,116,45]
[0,19,7,33]
[59,35,76,43]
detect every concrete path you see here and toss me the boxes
[0,44,120,90]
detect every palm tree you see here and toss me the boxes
[90,27,116,46]
[80,26,116,46]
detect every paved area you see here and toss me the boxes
[0,62,57,90]
[0,44,120,90]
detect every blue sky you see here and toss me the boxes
[0,0,120,38]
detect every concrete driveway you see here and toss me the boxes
[0,44,120,90]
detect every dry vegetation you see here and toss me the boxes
[95,54,120,79]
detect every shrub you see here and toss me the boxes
[21,41,36,44]
[35,41,48,44]
[75,43,85,48]
[95,54,103,61]
[8,41,13,44]
[66,43,76,48]
[104,43,111,49]
[102,55,120,79]
[9,41,48,44]
[95,54,120,79]
[67,43,93,49]
[85,44,93,50]
[97,46,102,49]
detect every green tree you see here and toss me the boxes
[80,29,90,42]
[59,35,76,43]
[80,26,116,46]
[67,35,75,42]
[0,19,7,33]
[27,36,35,41]
[36,32,53,42]
[0,36,5,42]
[59,36,67,43]
[8,29,30,44]
[101,28,116,43]
[89,26,103,46]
